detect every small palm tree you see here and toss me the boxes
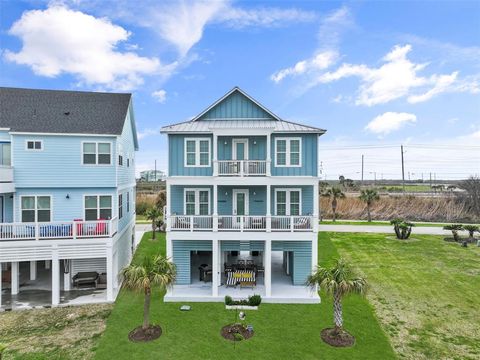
[146,207,162,240]
[322,187,345,222]
[122,255,176,333]
[390,218,415,239]
[443,224,464,242]
[463,224,479,241]
[359,189,380,222]
[307,258,367,334]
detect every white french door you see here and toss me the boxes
[233,189,249,226]
[232,139,248,161]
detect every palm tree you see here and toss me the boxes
[463,224,479,242]
[146,207,162,240]
[443,224,464,242]
[306,258,367,334]
[322,187,345,222]
[122,255,176,333]
[390,218,415,239]
[359,189,380,222]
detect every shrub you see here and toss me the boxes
[390,218,415,239]
[248,294,262,306]
[443,224,464,242]
[225,295,233,305]
[233,332,244,341]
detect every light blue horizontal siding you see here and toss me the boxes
[117,108,136,186]
[168,134,213,176]
[218,136,266,160]
[118,186,135,232]
[272,241,312,285]
[12,134,117,188]
[173,240,212,285]
[220,240,265,252]
[218,186,266,215]
[271,186,314,215]
[13,188,117,222]
[170,185,213,215]
[271,134,318,176]
[199,91,274,120]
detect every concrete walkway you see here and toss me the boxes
[319,224,453,235]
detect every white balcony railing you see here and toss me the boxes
[169,215,314,232]
[0,166,13,182]
[0,218,118,241]
[216,160,268,176]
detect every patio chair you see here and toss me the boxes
[237,259,246,270]
[72,271,99,288]
[95,219,107,235]
[246,260,255,270]
[239,271,256,289]
[294,217,310,229]
[226,271,238,288]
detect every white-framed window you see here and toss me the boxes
[118,154,123,166]
[26,140,43,151]
[82,142,112,165]
[184,138,211,167]
[21,195,51,222]
[127,191,130,213]
[84,195,112,221]
[119,194,123,219]
[275,189,301,216]
[275,137,301,167]
[184,188,210,215]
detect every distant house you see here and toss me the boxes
[139,170,166,182]
[161,87,325,303]
[0,87,138,309]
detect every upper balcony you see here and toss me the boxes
[215,160,270,176]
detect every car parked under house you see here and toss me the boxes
[0,87,138,310]
[161,87,325,303]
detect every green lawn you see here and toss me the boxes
[94,232,395,360]
[320,220,459,227]
[330,232,480,360]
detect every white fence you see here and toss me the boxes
[0,218,118,241]
[216,160,267,176]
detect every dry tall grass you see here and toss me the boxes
[320,196,478,222]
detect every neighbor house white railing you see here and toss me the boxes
[0,218,118,241]
[169,215,314,232]
[215,160,268,176]
[0,166,13,182]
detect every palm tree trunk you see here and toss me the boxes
[151,220,156,240]
[143,287,151,330]
[367,203,371,222]
[332,198,337,222]
[333,290,343,331]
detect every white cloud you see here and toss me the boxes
[471,130,480,139]
[151,89,167,103]
[365,112,417,135]
[317,44,477,106]
[271,6,352,84]
[4,5,172,90]
[217,7,316,28]
[137,127,161,140]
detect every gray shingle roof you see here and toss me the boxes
[0,87,131,135]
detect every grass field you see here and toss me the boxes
[330,232,480,360]
[319,220,457,227]
[94,232,395,360]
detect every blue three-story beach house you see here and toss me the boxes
[162,87,325,303]
[0,88,138,309]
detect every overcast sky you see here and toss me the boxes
[1,0,479,180]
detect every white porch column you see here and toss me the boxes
[113,251,118,289]
[213,184,218,231]
[11,261,19,295]
[30,261,37,281]
[52,249,60,306]
[212,238,219,297]
[63,260,71,291]
[266,184,271,232]
[264,239,272,297]
[166,235,173,259]
[313,182,319,233]
[106,246,114,301]
[312,235,318,270]
[166,182,172,231]
[266,134,271,176]
[213,134,218,176]
[0,262,2,308]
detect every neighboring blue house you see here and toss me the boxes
[0,87,138,309]
[161,87,325,303]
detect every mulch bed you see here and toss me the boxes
[221,323,254,341]
[128,325,162,342]
[321,327,355,347]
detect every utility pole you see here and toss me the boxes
[429,172,432,188]
[361,155,364,186]
[401,145,405,193]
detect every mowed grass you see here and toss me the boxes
[320,220,459,227]
[328,232,480,360]
[94,232,395,360]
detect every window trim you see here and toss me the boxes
[20,195,52,223]
[25,140,43,151]
[118,193,123,219]
[274,137,302,167]
[274,188,302,216]
[184,137,211,168]
[81,141,113,166]
[183,188,211,215]
[83,194,113,221]
[127,191,130,213]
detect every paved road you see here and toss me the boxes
[319,224,453,235]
